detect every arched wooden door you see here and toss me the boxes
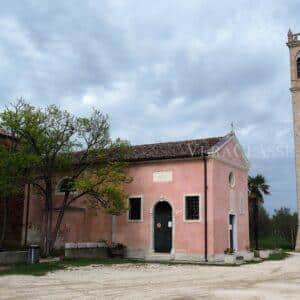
[154,201,172,253]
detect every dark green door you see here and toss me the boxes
[154,201,172,253]
[229,214,235,251]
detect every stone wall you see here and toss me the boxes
[64,242,109,259]
[0,251,27,264]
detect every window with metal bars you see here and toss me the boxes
[185,195,200,220]
[128,197,141,220]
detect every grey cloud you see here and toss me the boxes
[0,0,297,212]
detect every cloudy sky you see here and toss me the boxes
[0,0,298,212]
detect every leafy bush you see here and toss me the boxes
[249,206,297,250]
[255,237,294,250]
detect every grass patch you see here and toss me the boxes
[245,250,290,263]
[243,259,262,265]
[0,257,242,276]
[0,261,65,276]
[0,251,291,277]
[61,257,144,267]
[252,237,294,250]
[266,251,290,261]
[0,258,144,277]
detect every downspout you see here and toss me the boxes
[204,154,208,262]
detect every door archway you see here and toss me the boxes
[154,201,172,253]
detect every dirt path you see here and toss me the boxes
[1,253,300,299]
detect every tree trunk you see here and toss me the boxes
[24,184,31,247]
[46,193,52,256]
[48,187,53,254]
[42,199,49,256]
[42,179,53,257]
[292,227,296,249]
[49,193,69,252]
[0,197,8,247]
[253,201,259,250]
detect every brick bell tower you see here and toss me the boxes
[287,29,300,250]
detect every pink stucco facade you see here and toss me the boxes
[23,134,250,261]
[116,159,208,259]
[23,191,112,248]
[115,137,249,260]
[211,139,249,257]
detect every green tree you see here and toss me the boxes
[257,205,272,238]
[0,100,130,255]
[0,129,31,247]
[272,207,297,249]
[248,174,270,250]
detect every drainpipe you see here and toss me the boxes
[204,154,208,262]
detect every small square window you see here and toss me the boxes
[128,197,142,220]
[185,196,200,220]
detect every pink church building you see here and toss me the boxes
[24,132,250,262]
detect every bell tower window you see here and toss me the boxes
[297,57,300,78]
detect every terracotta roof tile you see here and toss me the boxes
[126,134,231,162]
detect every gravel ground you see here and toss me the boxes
[0,253,300,300]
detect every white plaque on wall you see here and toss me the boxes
[153,171,173,182]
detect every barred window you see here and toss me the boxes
[185,195,200,220]
[128,197,141,220]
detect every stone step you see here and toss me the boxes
[145,253,175,261]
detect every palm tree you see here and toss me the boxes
[248,174,270,250]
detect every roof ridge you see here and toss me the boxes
[206,132,234,153]
[131,135,225,148]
